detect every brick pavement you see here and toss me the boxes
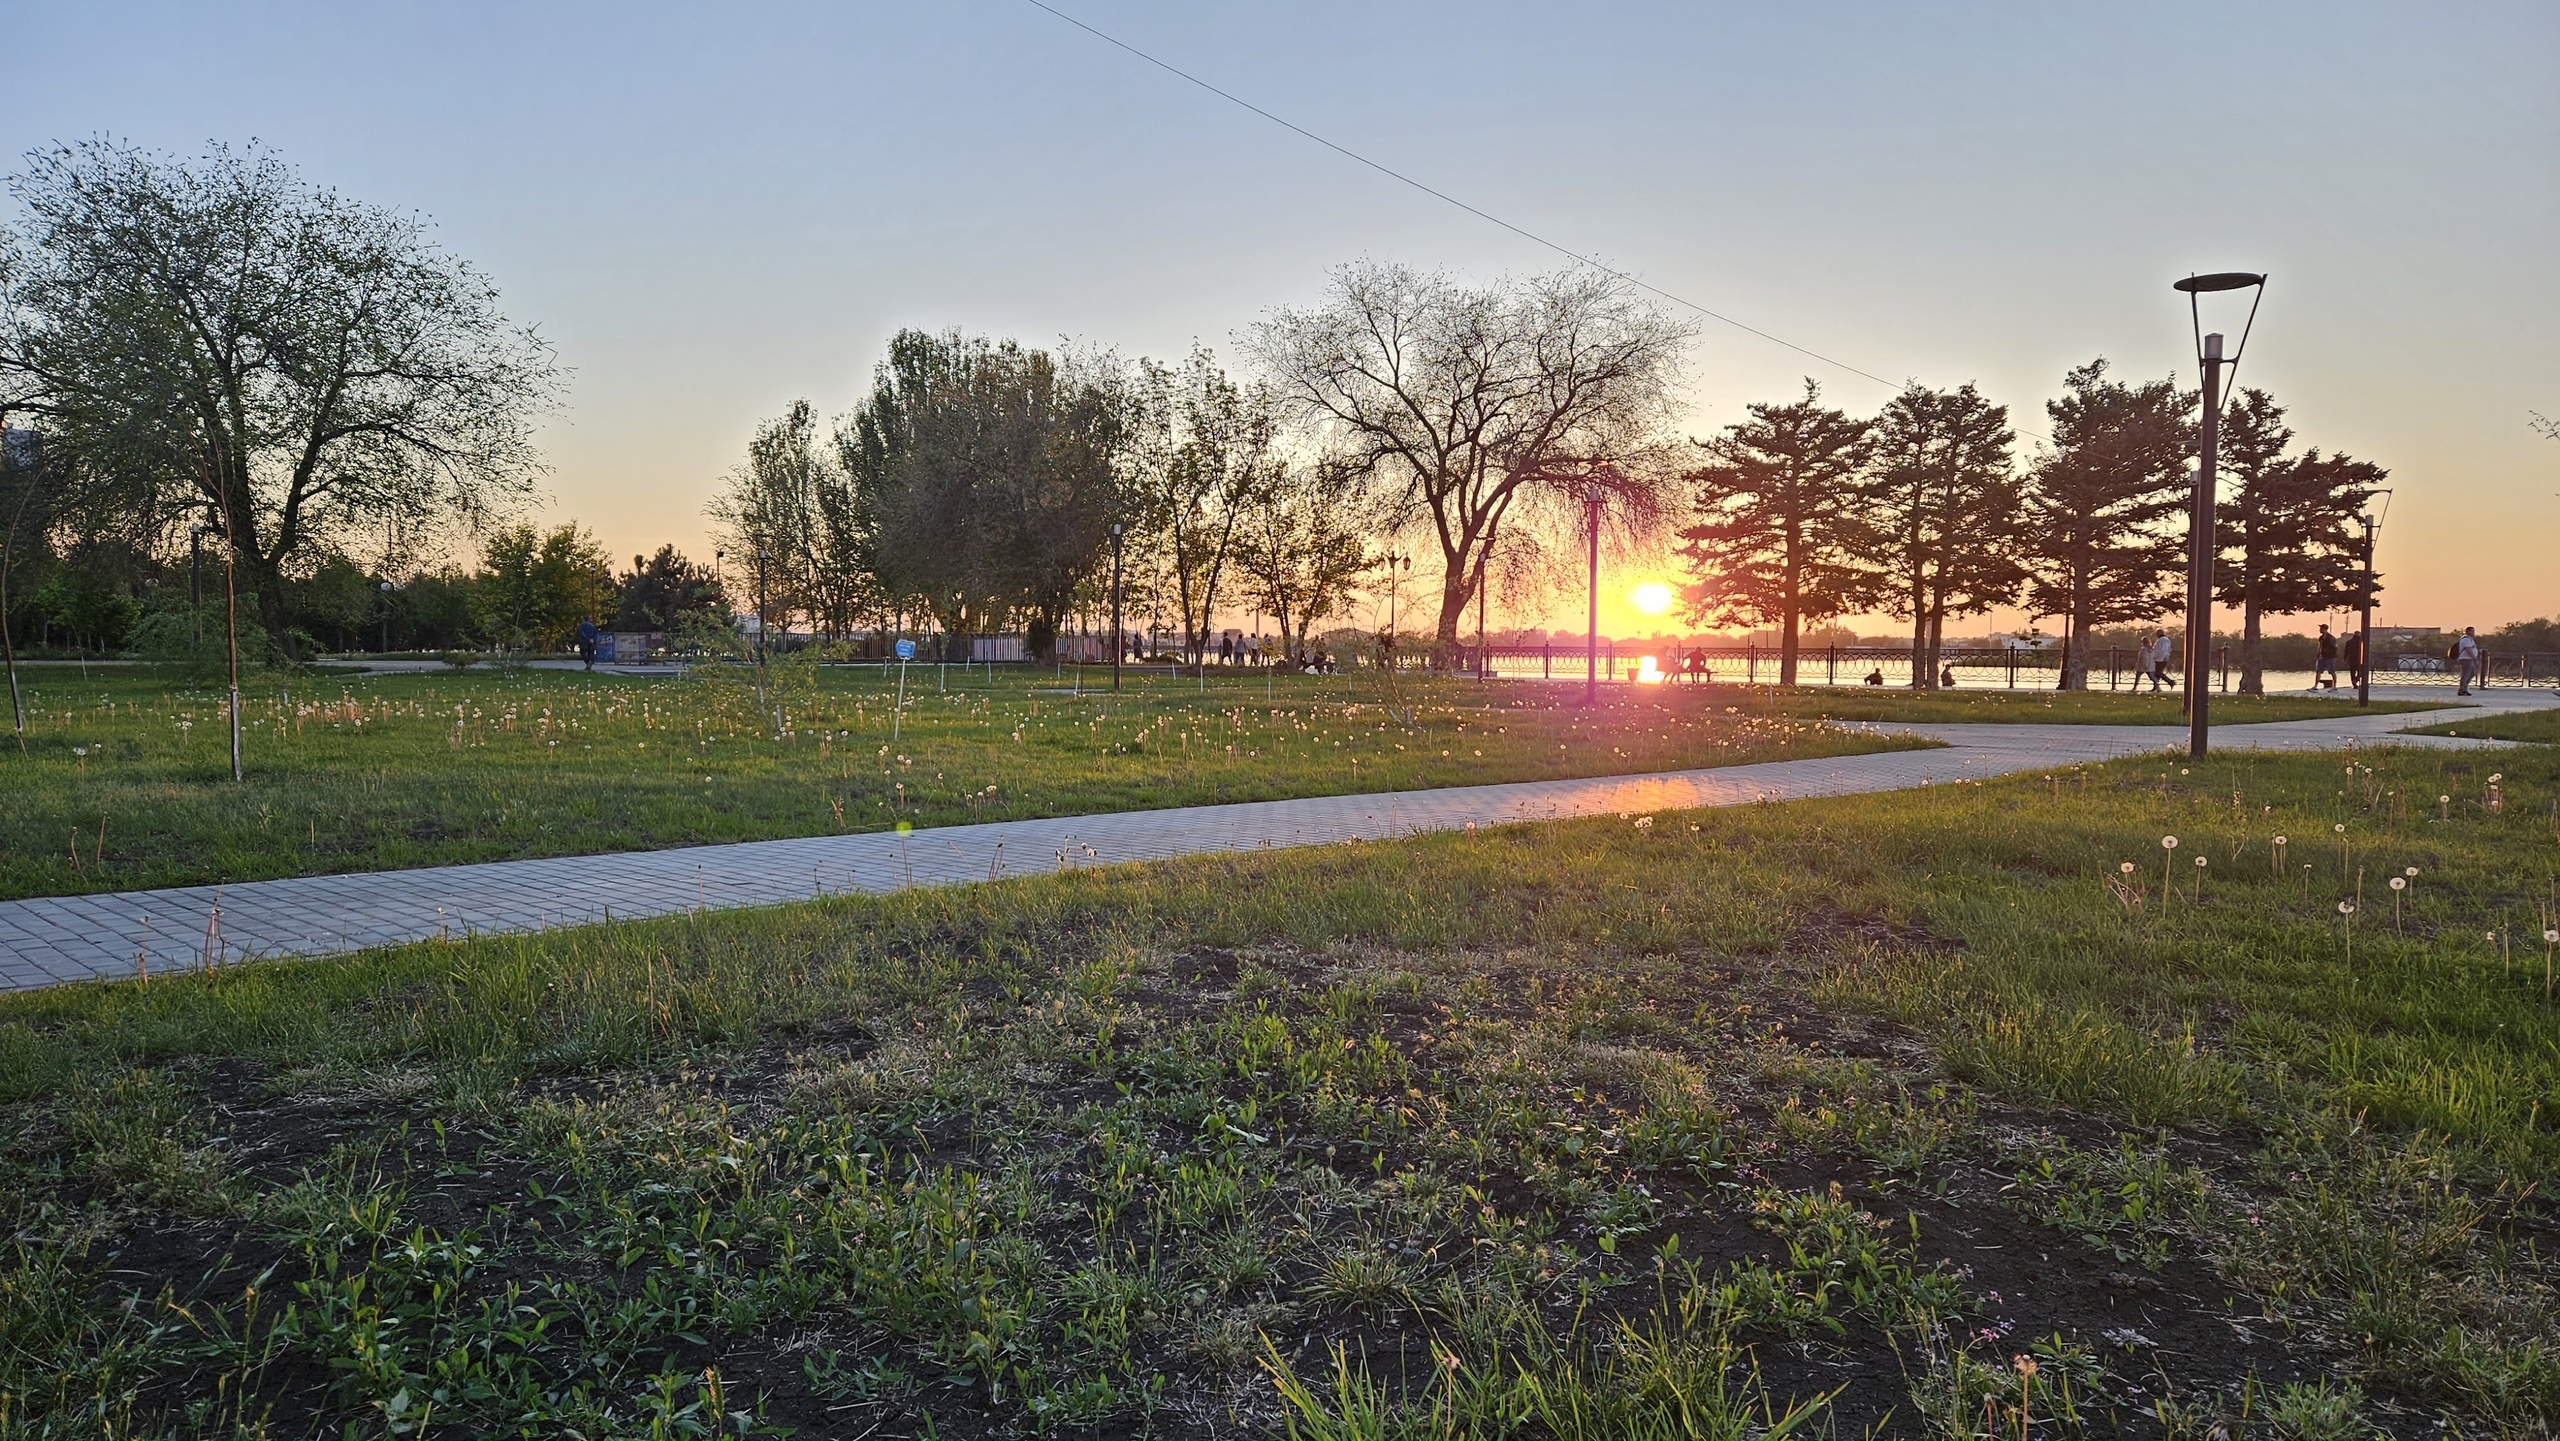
[0,700,2530,992]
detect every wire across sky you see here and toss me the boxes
[1021,0,1901,393]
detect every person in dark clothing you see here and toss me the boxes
[2341,630,2366,689]
[1940,665,1957,689]
[576,617,600,670]
[2314,624,2338,689]
[1863,668,1886,686]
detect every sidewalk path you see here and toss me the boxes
[0,701,2536,992]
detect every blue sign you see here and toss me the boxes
[895,639,916,661]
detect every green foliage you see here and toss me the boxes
[468,523,613,651]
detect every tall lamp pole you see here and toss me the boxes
[1110,523,1124,693]
[2172,271,2266,760]
[2356,490,2391,709]
[1584,492,1603,705]
[379,580,395,653]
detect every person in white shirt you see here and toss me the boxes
[2146,629,2173,693]
[2455,626,2480,695]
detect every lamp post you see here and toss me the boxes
[1584,491,1604,704]
[1383,552,1406,673]
[2356,490,2390,708]
[1110,523,1124,693]
[379,580,394,653]
[189,523,205,646]
[753,548,770,666]
[2172,270,2267,760]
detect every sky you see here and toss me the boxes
[8,1,2556,641]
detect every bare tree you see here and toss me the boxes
[1122,345,1279,666]
[0,140,558,660]
[1250,261,1689,662]
[1235,451,1374,661]
[710,400,831,639]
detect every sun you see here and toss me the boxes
[1630,581,1675,617]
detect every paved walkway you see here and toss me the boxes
[0,697,2543,992]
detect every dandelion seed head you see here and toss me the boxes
[2338,901,2356,915]
[2389,877,2405,890]
[2161,835,2178,849]
[2120,862,2136,874]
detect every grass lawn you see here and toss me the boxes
[2,743,2552,1437]
[2402,709,2560,744]
[1732,685,2447,727]
[0,663,1913,901]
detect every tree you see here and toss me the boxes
[612,545,727,632]
[1864,383,2023,688]
[470,523,611,651]
[1250,261,1689,661]
[1123,346,1279,665]
[2020,360,2194,689]
[711,401,831,640]
[0,140,558,661]
[1675,381,1874,685]
[1235,453,1374,660]
[839,329,1124,660]
[2210,389,2385,693]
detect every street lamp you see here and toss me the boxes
[1383,552,1407,672]
[753,548,770,666]
[378,579,395,653]
[1584,491,1605,704]
[2357,489,2392,708]
[2172,270,2267,759]
[188,523,206,646]
[1110,523,1124,693]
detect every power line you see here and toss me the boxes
[1021,0,1898,391]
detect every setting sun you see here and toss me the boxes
[1630,581,1675,617]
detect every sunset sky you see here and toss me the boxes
[10,2,2554,640]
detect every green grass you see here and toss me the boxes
[0,661,1912,901]
[2402,708,2560,744]
[1734,685,2446,726]
[3,741,2553,1436]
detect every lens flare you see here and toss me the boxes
[1630,581,1674,616]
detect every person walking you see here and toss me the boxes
[2314,624,2338,689]
[2455,626,2481,695]
[2145,629,2172,693]
[2342,629,2367,690]
[576,616,600,670]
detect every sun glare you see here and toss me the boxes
[1630,581,1674,616]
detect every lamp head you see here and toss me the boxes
[2173,272,2265,294]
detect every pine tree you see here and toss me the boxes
[1676,381,1875,686]
[2022,360,2194,689]
[2216,392,2387,691]
[1865,383,2024,688]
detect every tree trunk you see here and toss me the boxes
[252,558,296,664]
[1778,543,1800,687]
[2239,595,2264,695]
[1908,567,1929,689]
[1433,563,1473,670]
[1927,602,1946,689]
[2060,562,2089,690]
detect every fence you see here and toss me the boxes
[1422,643,2061,688]
[1404,645,2560,691]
